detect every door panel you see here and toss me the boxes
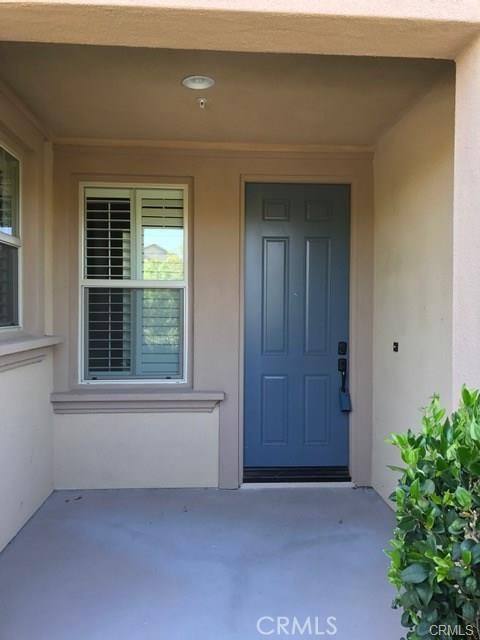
[244,183,350,469]
[262,238,288,354]
[262,375,288,445]
[304,375,329,444]
[305,237,330,354]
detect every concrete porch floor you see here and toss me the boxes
[0,488,402,640]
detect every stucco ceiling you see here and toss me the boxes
[0,42,452,146]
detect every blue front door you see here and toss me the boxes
[244,183,350,470]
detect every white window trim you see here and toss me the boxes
[78,181,189,385]
[0,140,22,333]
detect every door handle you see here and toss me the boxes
[338,357,352,413]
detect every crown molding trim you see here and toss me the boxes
[53,137,375,155]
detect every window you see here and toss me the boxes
[81,185,188,382]
[0,146,20,328]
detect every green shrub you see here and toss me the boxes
[387,388,480,640]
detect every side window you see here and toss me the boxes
[81,185,187,382]
[0,146,20,328]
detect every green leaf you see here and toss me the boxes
[402,447,419,466]
[460,539,474,552]
[469,419,480,442]
[400,587,421,610]
[462,386,473,406]
[471,543,480,565]
[462,549,472,566]
[442,490,454,506]
[450,565,468,581]
[455,486,473,509]
[415,581,433,606]
[410,478,420,501]
[416,621,431,637]
[443,419,454,445]
[400,610,411,628]
[465,576,477,593]
[423,606,438,624]
[397,516,417,532]
[421,479,435,496]
[400,564,428,584]
[457,446,474,466]
[395,487,406,508]
[386,548,402,569]
[469,460,480,475]
[388,465,407,474]
[433,556,452,570]
[425,534,437,554]
[425,512,435,530]
[388,433,409,448]
[452,542,462,561]
[463,602,476,622]
[448,518,466,535]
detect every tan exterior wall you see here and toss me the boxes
[0,87,57,551]
[0,352,55,551]
[54,409,219,489]
[52,145,374,488]
[452,35,480,395]
[372,74,455,502]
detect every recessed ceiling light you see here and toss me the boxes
[182,75,215,90]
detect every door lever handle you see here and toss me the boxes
[338,358,352,413]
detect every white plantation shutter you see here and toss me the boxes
[140,191,184,228]
[84,193,131,279]
[85,288,132,376]
[82,185,186,381]
[0,243,18,326]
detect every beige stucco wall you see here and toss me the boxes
[0,353,55,551]
[52,145,374,488]
[54,409,219,489]
[452,35,480,395]
[372,74,455,502]
[0,87,57,551]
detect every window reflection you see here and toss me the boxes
[142,228,184,280]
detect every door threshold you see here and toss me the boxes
[243,466,351,483]
[241,481,355,489]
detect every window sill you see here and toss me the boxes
[50,390,225,414]
[0,334,63,373]
[0,333,63,357]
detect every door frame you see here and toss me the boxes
[238,171,373,486]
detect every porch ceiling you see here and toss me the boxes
[0,42,451,146]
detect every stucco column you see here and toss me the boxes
[452,34,480,398]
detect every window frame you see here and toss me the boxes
[0,140,22,332]
[78,181,190,385]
